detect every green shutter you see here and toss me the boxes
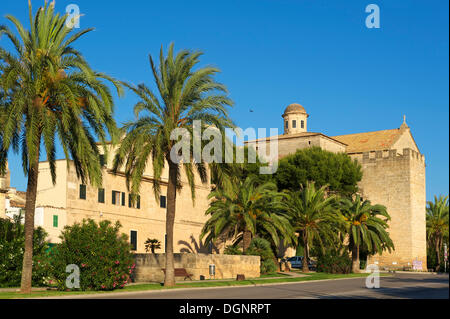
[53,215,58,227]
[79,184,86,199]
[121,192,125,206]
[112,191,116,205]
[137,195,141,209]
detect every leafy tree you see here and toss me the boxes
[0,1,122,292]
[426,195,449,272]
[282,182,337,272]
[48,219,134,291]
[112,43,233,286]
[340,195,394,273]
[201,175,294,252]
[144,238,161,253]
[0,214,48,287]
[275,147,362,196]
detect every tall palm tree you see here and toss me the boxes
[112,43,233,286]
[282,182,338,273]
[201,175,294,253]
[0,1,122,293]
[426,195,449,271]
[340,195,394,273]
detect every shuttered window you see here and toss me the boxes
[98,188,105,203]
[53,215,58,228]
[79,184,86,200]
[130,231,137,251]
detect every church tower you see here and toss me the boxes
[282,103,309,135]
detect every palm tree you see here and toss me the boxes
[144,238,161,254]
[426,195,449,271]
[282,182,338,273]
[201,175,294,253]
[112,43,233,286]
[340,195,394,273]
[0,1,122,293]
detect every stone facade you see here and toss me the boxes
[133,253,260,282]
[246,104,427,270]
[35,145,212,253]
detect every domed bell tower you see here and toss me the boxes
[282,103,309,135]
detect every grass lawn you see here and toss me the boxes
[0,272,384,299]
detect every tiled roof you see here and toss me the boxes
[332,128,403,153]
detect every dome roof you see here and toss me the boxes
[283,103,307,115]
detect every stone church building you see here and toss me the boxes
[246,103,427,270]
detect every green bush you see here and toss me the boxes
[48,219,135,291]
[316,249,352,274]
[223,245,243,255]
[0,215,49,287]
[245,237,277,274]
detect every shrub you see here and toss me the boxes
[245,237,277,274]
[0,215,49,288]
[224,245,242,255]
[48,219,135,291]
[316,249,352,274]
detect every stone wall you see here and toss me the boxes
[133,253,260,282]
[352,148,427,270]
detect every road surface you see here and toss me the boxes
[57,273,449,299]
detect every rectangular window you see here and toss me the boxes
[301,120,304,129]
[112,190,120,205]
[128,194,141,209]
[99,154,106,167]
[130,230,137,251]
[292,120,296,128]
[79,184,86,200]
[53,215,58,228]
[160,195,167,208]
[98,188,105,203]
[121,192,126,206]
[285,121,288,129]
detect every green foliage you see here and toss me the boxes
[201,175,295,251]
[48,219,135,291]
[245,237,277,274]
[0,1,123,186]
[282,182,339,268]
[275,147,362,196]
[426,195,449,271]
[223,245,243,255]
[0,215,49,287]
[316,249,352,274]
[144,238,161,253]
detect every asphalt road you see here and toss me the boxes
[66,273,449,299]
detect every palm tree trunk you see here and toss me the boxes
[436,237,441,272]
[164,161,178,287]
[20,142,40,293]
[242,230,252,253]
[302,232,309,273]
[352,244,360,273]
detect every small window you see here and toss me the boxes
[112,191,121,205]
[98,188,105,203]
[128,194,141,209]
[99,154,106,167]
[130,230,137,251]
[79,184,86,200]
[285,121,288,129]
[121,192,126,206]
[301,120,304,129]
[292,120,296,128]
[53,215,58,228]
[160,195,167,208]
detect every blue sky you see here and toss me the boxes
[1,0,448,200]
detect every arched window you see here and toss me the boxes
[292,120,297,128]
[301,120,304,129]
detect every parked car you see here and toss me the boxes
[287,256,317,270]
